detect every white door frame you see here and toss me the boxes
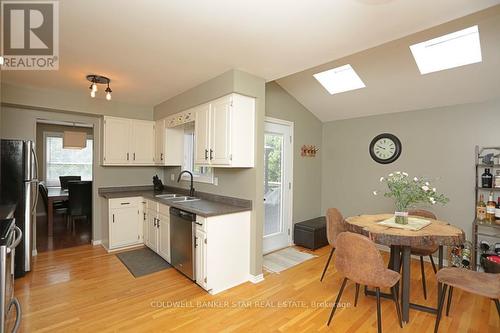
[263,117,294,254]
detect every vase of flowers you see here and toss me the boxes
[373,172,449,224]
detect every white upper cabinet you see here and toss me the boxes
[154,119,183,166]
[102,116,155,166]
[131,120,155,164]
[194,93,255,168]
[103,117,131,164]
[154,119,165,164]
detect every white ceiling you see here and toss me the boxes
[277,5,500,122]
[2,0,499,107]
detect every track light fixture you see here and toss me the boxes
[86,74,112,100]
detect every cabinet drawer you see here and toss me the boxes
[195,216,207,232]
[158,203,169,216]
[109,197,141,209]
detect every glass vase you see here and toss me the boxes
[394,211,409,225]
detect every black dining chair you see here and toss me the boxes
[67,181,92,233]
[59,176,81,190]
[39,183,68,217]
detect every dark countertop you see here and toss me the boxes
[0,204,16,220]
[98,186,252,218]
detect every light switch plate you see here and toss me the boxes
[170,174,175,181]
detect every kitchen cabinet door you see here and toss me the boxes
[157,213,170,263]
[154,119,165,165]
[194,103,211,165]
[146,209,158,251]
[195,229,208,290]
[103,117,131,165]
[110,206,140,248]
[131,120,155,164]
[209,96,231,165]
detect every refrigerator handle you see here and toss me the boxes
[31,146,39,180]
[31,180,39,214]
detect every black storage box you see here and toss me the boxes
[294,217,328,250]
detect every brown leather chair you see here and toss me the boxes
[434,267,500,332]
[328,232,402,333]
[408,209,438,299]
[320,208,345,281]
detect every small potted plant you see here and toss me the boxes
[373,172,449,224]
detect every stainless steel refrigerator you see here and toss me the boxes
[0,140,38,278]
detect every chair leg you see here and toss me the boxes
[391,286,403,328]
[376,287,382,333]
[354,283,360,307]
[320,247,335,282]
[446,286,453,316]
[429,255,437,273]
[327,277,347,326]
[420,256,427,300]
[494,299,500,318]
[434,284,448,333]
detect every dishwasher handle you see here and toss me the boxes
[169,207,196,221]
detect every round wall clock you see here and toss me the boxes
[369,133,402,164]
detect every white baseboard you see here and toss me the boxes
[106,243,144,253]
[91,240,102,246]
[249,273,264,284]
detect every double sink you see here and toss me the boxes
[155,193,200,203]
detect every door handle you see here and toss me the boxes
[210,149,213,160]
[205,149,208,160]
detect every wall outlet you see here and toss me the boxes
[214,177,219,186]
[170,174,175,181]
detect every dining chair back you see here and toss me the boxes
[59,176,81,190]
[327,232,402,333]
[68,181,92,218]
[320,208,345,281]
[39,183,49,210]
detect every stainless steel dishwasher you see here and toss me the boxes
[169,207,195,280]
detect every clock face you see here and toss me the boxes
[369,134,402,164]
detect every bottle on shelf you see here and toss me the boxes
[477,194,486,221]
[481,168,493,188]
[495,170,500,188]
[486,192,496,222]
[496,197,500,221]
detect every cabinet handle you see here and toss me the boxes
[126,152,129,161]
[205,149,208,160]
[160,153,163,161]
[195,236,198,248]
[210,149,213,160]
[133,152,136,160]
[143,212,146,221]
[120,202,130,205]
[112,214,115,223]
[153,218,157,227]
[195,222,203,226]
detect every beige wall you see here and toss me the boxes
[265,81,323,223]
[321,99,500,240]
[154,69,265,276]
[1,85,161,245]
[35,123,93,179]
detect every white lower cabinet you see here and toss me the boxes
[144,203,171,262]
[108,197,143,250]
[195,228,208,290]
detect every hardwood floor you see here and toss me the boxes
[35,213,91,252]
[14,245,499,332]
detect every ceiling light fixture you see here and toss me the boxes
[86,74,112,100]
[313,64,366,95]
[410,25,482,75]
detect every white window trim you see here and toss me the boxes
[43,131,94,187]
[181,123,214,184]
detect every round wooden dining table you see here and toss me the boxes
[344,214,465,324]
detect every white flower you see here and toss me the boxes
[425,182,430,186]
[402,172,408,177]
[430,197,436,205]
[413,177,419,182]
[389,173,394,177]
[373,191,378,196]
[379,177,384,182]
[395,171,401,175]
[422,185,429,191]
[432,188,436,192]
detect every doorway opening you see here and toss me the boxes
[263,118,293,254]
[35,120,94,252]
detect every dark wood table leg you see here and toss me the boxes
[393,245,401,297]
[437,246,444,304]
[47,197,54,237]
[401,246,411,323]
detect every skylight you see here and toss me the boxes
[410,25,482,75]
[313,64,366,95]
